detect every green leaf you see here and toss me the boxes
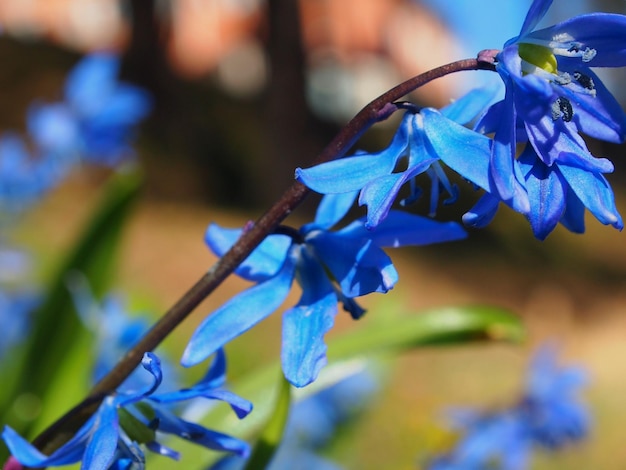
[243,373,291,470]
[118,407,157,444]
[329,305,524,360]
[0,171,141,446]
[148,305,523,470]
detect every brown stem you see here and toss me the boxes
[30,57,495,457]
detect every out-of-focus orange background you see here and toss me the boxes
[3,1,626,468]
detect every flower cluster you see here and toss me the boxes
[0,52,151,367]
[0,53,150,216]
[3,285,253,469]
[182,192,466,387]
[426,346,589,470]
[2,0,621,468]
[3,351,252,469]
[297,0,626,240]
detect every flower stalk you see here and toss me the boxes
[30,57,496,458]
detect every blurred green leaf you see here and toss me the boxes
[329,305,524,360]
[243,373,291,470]
[0,170,141,450]
[149,305,523,469]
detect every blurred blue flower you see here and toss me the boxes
[0,53,150,219]
[296,88,497,228]
[0,134,66,215]
[427,345,589,470]
[0,245,39,362]
[27,53,152,166]
[0,287,40,361]
[3,351,252,469]
[211,365,379,470]
[469,0,626,237]
[67,274,179,392]
[182,193,466,387]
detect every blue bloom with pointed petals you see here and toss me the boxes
[296,88,497,228]
[182,193,467,387]
[27,53,151,166]
[426,345,589,470]
[0,133,67,215]
[211,365,379,470]
[0,287,40,362]
[469,0,626,237]
[3,351,252,469]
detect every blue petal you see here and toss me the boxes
[2,412,98,467]
[341,211,467,248]
[526,116,613,172]
[117,353,166,403]
[83,398,120,470]
[485,94,531,213]
[295,113,411,194]
[139,353,163,396]
[27,103,79,154]
[559,188,586,233]
[475,99,505,135]
[308,232,397,297]
[519,150,566,240]
[155,407,250,457]
[441,87,500,125]
[200,348,227,390]
[153,389,252,420]
[462,194,501,228]
[557,65,626,143]
[501,48,556,125]
[296,154,398,195]
[516,0,553,39]
[527,14,626,66]
[557,163,623,229]
[282,252,337,387]
[421,109,501,197]
[65,54,120,112]
[313,191,359,229]
[146,441,180,460]
[89,85,151,124]
[358,172,411,229]
[205,223,291,282]
[181,250,297,367]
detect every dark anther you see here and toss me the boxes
[573,71,595,91]
[551,97,573,122]
[568,43,582,53]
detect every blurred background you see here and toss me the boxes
[2,0,626,468]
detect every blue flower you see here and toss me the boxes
[0,134,67,214]
[426,345,589,470]
[463,141,622,239]
[522,345,589,448]
[67,275,180,393]
[182,193,467,387]
[211,364,379,470]
[27,54,151,166]
[0,287,40,362]
[296,88,497,228]
[3,351,252,469]
[469,0,626,237]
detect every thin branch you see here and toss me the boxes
[31,57,496,456]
